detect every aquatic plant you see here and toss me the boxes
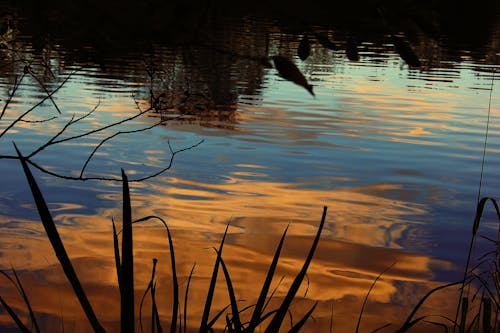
[0,146,328,332]
[5,143,500,333]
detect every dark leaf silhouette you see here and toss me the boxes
[346,37,360,62]
[120,169,135,333]
[271,56,314,96]
[391,35,421,68]
[298,34,311,61]
[0,294,31,333]
[263,206,327,332]
[14,144,105,333]
[314,32,337,50]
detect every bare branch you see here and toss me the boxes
[18,116,58,123]
[26,101,101,159]
[26,65,62,114]
[23,138,203,182]
[0,69,77,140]
[47,105,153,147]
[0,73,27,120]
[133,139,204,182]
[0,55,203,184]
[78,114,183,178]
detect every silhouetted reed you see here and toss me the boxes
[2,146,328,332]
[5,143,499,332]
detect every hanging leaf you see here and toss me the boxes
[391,35,421,68]
[297,34,311,61]
[271,55,314,96]
[314,32,337,50]
[345,37,360,61]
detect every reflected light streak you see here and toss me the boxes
[0,175,457,332]
[0,219,458,333]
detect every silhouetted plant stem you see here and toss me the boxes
[14,143,106,333]
[264,206,327,333]
[199,224,229,333]
[121,169,134,333]
[355,262,395,333]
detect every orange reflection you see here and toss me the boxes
[0,174,461,332]
[0,222,460,332]
[131,177,428,249]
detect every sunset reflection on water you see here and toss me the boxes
[0,202,458,332]
[0,173,458,332]
[0,7,498,332]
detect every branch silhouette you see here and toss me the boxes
[1,62,203,182]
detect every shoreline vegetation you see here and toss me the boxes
[1,0,499,62]
[0,1,499,332]
[1,148,498,332]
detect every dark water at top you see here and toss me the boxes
[0,2,499,332]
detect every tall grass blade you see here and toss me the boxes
[139,282,151,333]
[11,268,40,333]
[14,143,105,333]
[199,224,229,332]
[112,219,122,293]
[164,220,179,333]
[482,297,491,333]
[287,302,317,333]
[206,304,231,330]
[1,268,40,333]
[395,281,462,333]
[184,264,196,333]
[455,197,499,332]
[248,226,289,332]
[151,260,157,333]
[466,312,479,333]
[226,314,235,332]
[371,323,392,332]
[264,206,327,333]
[217,249,242,331]
[262,276,285,315]
[132,215,179,333]
[0,269,40,332]
[355,263,395,333]
[472,198,499,236]
[0,294,31,333]
[121,169,134,333]
[151,282,163,333]
[139,259,158,333]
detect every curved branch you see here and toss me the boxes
[0,69,77,140]
[0,73,26,120]
[26,100,101,159]
[78,114,183,178]
[24,138,203,182]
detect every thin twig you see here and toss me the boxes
[0,73,26,120]
[26,101,101,159]
[78,113,181,178]
[0,69,77,139]
[26,66,63,114]
[23,139,203,182]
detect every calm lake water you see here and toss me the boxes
[0,4,499,332]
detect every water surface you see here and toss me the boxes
[0,5,499,332]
